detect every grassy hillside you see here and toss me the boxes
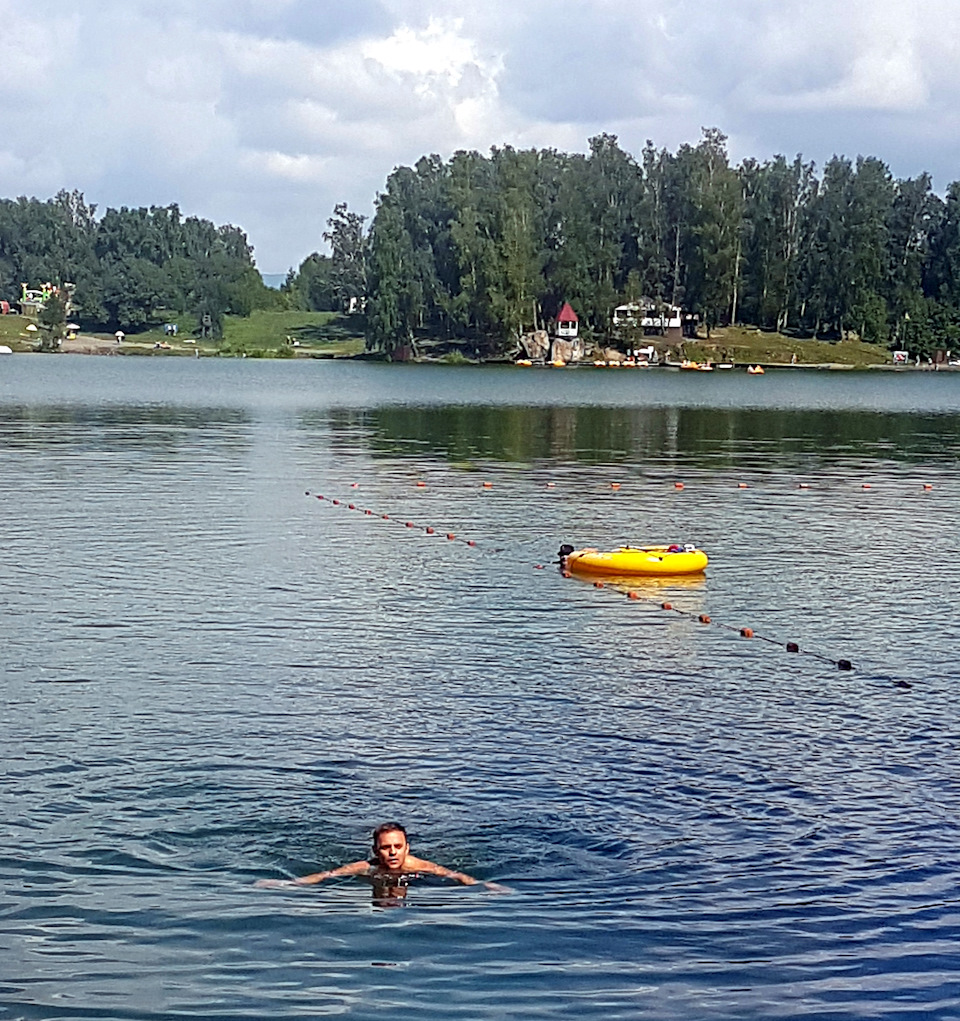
[0,310,365,357]
[218,309,365,356]
[0,313,37,350]
[680,326,892,366]
[135,309,366,357]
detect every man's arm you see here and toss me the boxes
[414,857,510,891]
[255,859,371,888]
[424,862,479,885]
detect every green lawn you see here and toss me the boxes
[220,309,365,356]
[0,313,38,350]
[95,309,366,357]
[682,326,892,366]
[1,308,366,357]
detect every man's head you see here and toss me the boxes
[372,822,409,872]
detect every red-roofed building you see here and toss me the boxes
[549,302,583,363]
[554,302,579,339]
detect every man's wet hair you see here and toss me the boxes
[372,822,407,849]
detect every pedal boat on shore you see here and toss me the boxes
[562,544,708,576]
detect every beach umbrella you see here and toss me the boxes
[25,323,37,331]
[66,323,80,330]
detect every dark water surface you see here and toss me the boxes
[2,357,960,1020]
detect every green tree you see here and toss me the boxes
[927,182,960,303]
[324,203,367,312]
[800,155,894,339]
[882,174,938,346]
[546,136,640,332]
[739,155,815,331]
[684,129,742,333]
[37,292,66,350]
[636,142,672,305]
[99,256,165,326]
[447,150,498,335]
[488,147,545,339]
[284,252,337,310]
[366,191,417,355]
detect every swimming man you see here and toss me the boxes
[255,822,507,892]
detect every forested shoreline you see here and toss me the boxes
[6,128,960,360]
[0,191,278,336]
[326,130,960,358]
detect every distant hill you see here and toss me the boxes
[260,273,286,289]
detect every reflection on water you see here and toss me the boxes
[2,358,960,1021]
[0,402,249,451]
[318,404,960,468]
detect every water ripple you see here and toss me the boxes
[2,360,960,1019]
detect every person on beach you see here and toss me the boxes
[255,822,507,894]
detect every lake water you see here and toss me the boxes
[2,357,960,1020]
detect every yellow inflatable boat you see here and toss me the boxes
[561,544,708,576]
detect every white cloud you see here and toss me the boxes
[246,151,332,184]
[361,18,481,80]
[2,0,960,270]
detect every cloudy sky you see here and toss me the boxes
[3,0,960,272]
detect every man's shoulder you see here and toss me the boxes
[402,854,438,872]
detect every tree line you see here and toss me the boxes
[286,130,960,357]
[282,203,367,315]
[0,190,277,335]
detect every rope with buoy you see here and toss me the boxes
[307,488,887,682]
[557,545,854,672]
[307,491,500,553]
